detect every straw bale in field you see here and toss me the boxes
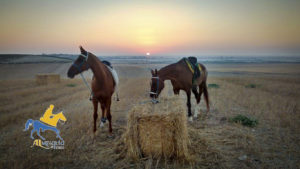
[125,97,189,160]
[36,74,60,85]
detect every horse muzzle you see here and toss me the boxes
[149,93,158,104]
[149,91,157,98]
[67,72,75,79]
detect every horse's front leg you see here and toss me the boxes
[92,99,98,132]
[186,90,193,122]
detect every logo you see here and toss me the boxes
[23,104,67,149]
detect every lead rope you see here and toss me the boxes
[79,71,94,100]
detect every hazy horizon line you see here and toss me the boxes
[1,53,300,58]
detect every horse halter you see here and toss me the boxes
[72,53,90,72]
[150,76,160,96]
[149,76,160,104]
[72,52,93,100]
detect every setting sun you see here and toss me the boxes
[146,52,150,56]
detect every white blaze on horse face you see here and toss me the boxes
[188,116,193,122]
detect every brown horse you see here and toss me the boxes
[150,58,209,121]
[67,46,117,134]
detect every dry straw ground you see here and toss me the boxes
[0,64,299,169]
[35,74,61,85]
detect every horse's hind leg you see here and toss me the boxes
[106,98,113,135]
[202,81,210,112]
[100,102,107,128]
[186,90,193,122]
[193,82,205,118]
[192,86,200,103]
[92,99,98,132]
[192,87,200,118]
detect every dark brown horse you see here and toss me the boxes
[150,58,209,121]
[67,46,117,134]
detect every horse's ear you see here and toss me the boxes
[151,69,155,76]
[79,46,87,54]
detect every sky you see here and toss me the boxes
[0,0,300,56]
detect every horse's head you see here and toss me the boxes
[150,69,164,99]
[67,46,90,78]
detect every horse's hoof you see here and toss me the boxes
[188,116,193,122]
[100,122,104,128]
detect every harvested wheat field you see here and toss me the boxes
[0,63,299,169]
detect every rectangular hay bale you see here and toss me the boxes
[36,74,60,85]
[125,97,189,160]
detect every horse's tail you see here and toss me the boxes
[24,119,33,131]
[199,63,209,112]
[203,81,210,112]
[115,91,120,101]
[106,65,120,101]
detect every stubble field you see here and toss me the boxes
[0,63,299,169]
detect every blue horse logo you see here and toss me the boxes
[24,105,67,142]
[24,119,64,141]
